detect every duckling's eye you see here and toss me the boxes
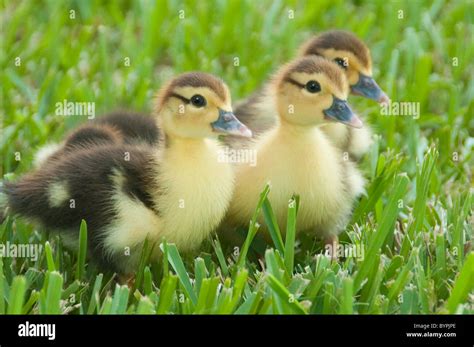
[305,80,321,93]
[334,57,348,70]
[190,94,207,107]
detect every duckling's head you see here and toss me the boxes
[273,56,362,128]
[155,72,252,139]
[299,30,389,104]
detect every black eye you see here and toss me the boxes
[190,94,206,107]
[334,57,348,70]
[305,80,321,93]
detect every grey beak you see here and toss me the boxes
[351,73,390,104]
[323,97,363,128]
[211,109,252,137]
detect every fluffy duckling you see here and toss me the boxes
[226,56,365,246]
[230,30,388,160]
[34,111,159,167]
[300,30,388,160]
[3,72,251,274]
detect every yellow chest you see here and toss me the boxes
[320,123,349,149]
[229,127,349,232]
[156,139,235,250]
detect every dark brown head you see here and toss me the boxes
[273,56,362,128]
[155,72,251,139]
[299,30,388,103]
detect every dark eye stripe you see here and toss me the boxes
[284,77,305,89]
[169,92,190,104]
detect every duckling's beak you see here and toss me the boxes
[323,97,363,128]
[351,73,389,104]
[211,109,252,137]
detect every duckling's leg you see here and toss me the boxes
[117,273,136,288]
[324,234,339,261]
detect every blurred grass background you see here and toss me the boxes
[0,0,473,314]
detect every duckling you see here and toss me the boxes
[34,111,159,167]
[226,56,365,247]
[229,30,388,160]
[299,30,388,160]
[3,72,252,274]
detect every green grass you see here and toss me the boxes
[1,0,473,314]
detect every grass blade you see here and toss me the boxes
[86,273,103,314]
[354,174,409,291]
[44,241,56,272]
[237,183,270,268]
[160,243,197,305]
[339,278,354,314]
[0,258,5,314]
[401,148,438,258]
[157,275,178,314]
[194,257,207,295]
[446,253,474,313]
[143,266,153,296]
[266,274,307,314]
[75,220,88,281]
[136,297,155,314]
[262,197,284,254]
[284,197,298,274]
[212,237,229,277]
[7,276,27,314]
[110,285,130,314]
[45,272,63,314]
[219,269,248,314]
[133,237,154,294]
